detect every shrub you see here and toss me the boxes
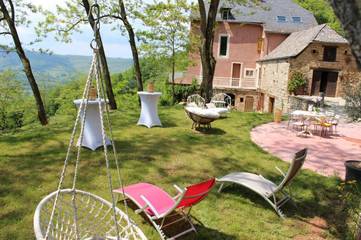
[344,82,361,121]
[173,79,199,102]
[288,72,307,94]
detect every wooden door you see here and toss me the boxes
[325,72,338,97]
[244,96,254,112]
[257,93,264,111]
[311,70,321,96]
[268,97,275,113]
[231,63,241,87]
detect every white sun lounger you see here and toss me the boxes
[217,148,307,218]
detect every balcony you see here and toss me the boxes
[172,73,258,89]
[212,77,258,89]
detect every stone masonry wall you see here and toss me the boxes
[259,60,291,112]
[289,42,361,96]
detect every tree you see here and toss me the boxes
[197,0,262,102]
[330,0,361,68]
[197,0,220,103]
[112,0,144,92]
[0,70,25,130]
[0,0,48,125]
[37,0,117,109]
[139,0,190,103]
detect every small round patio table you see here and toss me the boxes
[73,99,111,150]
[137,91,162,128]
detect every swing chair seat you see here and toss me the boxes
[34,189,147,240]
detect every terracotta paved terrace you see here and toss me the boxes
[251,121,361,179]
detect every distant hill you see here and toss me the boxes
[0,51,133,89]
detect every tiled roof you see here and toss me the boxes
[194,0,318,33]
[259,24,348,61]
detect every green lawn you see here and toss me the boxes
[0,105,348,239]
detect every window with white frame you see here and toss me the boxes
[244,68,255,78]
[219,35,229,57]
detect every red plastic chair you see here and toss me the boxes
[113,178,215,240]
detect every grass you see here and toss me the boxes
[0,105,349,239]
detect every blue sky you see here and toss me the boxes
[0,0,147,58]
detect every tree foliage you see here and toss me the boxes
[344,82,361,121]
[0,0,48,125]
[138,0,191,103]
[294,0,343,34]
[0,0,38,49]
[330,0,361,69]
[36,0,120,109]
[288,72,307,94]
[0,70,26,130]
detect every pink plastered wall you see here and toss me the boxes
[213,23,263,78]
[179,22,288,84]
[264,32,288,55]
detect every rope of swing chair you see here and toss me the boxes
[44,2,134,239]
[89,2,135,237]
[44,53,95,239]
[91,3,135,234]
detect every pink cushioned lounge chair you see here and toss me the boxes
[113,178,216,240]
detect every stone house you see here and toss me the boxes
[258,24,361,113]
[174,0,318,111]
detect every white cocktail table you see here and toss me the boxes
[74,99,111,150]
[137,91,162,128]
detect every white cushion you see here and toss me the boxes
[209,108,229,115]
[185,107,220,119]
[206,103,216,108]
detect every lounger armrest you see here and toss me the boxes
[275,166,286,177]
[172,184,185,199]
[134,196,149,214]
[136,195,160,218]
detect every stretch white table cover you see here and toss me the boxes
[137,91,162,128]
[74,99,111,150]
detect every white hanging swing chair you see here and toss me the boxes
[33,4,147,240]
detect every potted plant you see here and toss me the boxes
[345,161,361,182]
[147,80,155,93]
[274,100,283,123]
[89,85,97,100]
[288,72,307,95]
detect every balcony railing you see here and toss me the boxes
[211,77,258,89]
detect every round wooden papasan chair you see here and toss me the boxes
[34,189,147,240]
[185,94,220,129]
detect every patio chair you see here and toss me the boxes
[288,115,306,131]
[113,178,216,240]
[185,107,220,129]
[217,148,307,218]
[207,93,232,117]
[315,117,332,137]
[186,94,206,108]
